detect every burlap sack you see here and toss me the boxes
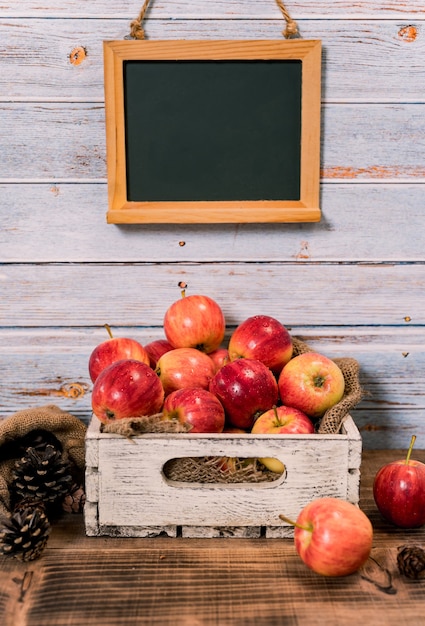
[0,405,87,518]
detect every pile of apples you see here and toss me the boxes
[89,292,346,449]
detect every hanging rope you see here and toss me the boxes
[275,0,300,38]
[129,0,150,40]
[128,0,300,40]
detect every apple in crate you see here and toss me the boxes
[208,347,229,373]
[228,315,293,375]
[162,388,225,433]
[144,339,174,368]
[251,405,314,473]
[155,347,216,396]
[163,293,225,353]
[91,359,164,423]
[278,352,345,419]
[88,324,150,383]
[209,358,279,430]
[280,498,373,577]
[373,435,425,528]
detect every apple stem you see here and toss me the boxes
[405,435,417,465]
[272,405,282,427]
[279,514,313,533]
[104,324,113,339]
[181,289,186,298]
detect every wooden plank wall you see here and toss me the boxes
[1,1,424,448]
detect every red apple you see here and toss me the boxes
[163,292,225,353]
[91,359,165,423]
[88,324,150,383]
[373,435,425,528]
[251,405,314,473]
[155,347,216,396]
[144,339,174,368]
[208,347,229,372]
[251,405,315,435]
[228,315,293,375]
[162,388,225,433]
[278,352,345,419]
[280,498,373,577]
[209,358,279,430]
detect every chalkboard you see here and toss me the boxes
[103,40,322,224]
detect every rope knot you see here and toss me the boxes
[283,20,299,39]
[129,19,146,40]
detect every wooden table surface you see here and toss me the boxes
[1,449,425,626]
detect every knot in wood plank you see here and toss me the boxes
[69,47,87,66]
[398,25,418,43]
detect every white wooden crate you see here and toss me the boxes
[85,414,362,538]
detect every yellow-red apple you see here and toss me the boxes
[163,293,225,353]
[278,352,345,419]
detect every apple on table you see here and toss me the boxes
[280,497,373,577]
[373,435,425,528]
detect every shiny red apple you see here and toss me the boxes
[162,388,225,433]
[163,292,225,353]
[144,339,174,368]
[88,324,150,383]
[155,347,216,396]
[280,497,373,577]
[91,359,165,423]
[208,347,229,372]
[373,435,425,528]
[209,358,279,430]
[278,352,345,419]
[228,315,293,375]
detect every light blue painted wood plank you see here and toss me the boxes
[0,263,423,326]
[1,20,424,101]
[1,0,423,19]
[1,183,425,263]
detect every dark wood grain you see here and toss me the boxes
[1,450,425,625]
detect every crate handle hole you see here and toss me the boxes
[162,456,287,487]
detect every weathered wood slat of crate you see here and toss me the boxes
[2,20,424,101]
[85,414,361,538]
[3,103,424,180]
[2,183,425,263]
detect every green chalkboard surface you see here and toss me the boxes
[103,39,322,223]
[124,60,302,203]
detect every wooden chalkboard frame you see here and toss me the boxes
[103,40,322,224]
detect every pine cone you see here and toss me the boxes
[397,545,425,579]
[62,484,86,514]
[18,429,63,455]
[0,502,51,561]
[12,444,73,505]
